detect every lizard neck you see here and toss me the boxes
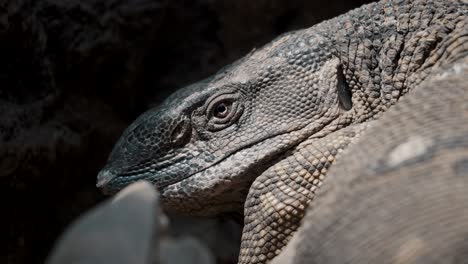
[322,0,467,122]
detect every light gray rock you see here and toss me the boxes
[47,181,162,264]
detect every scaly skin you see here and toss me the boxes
[272,58,468,264]
[97,0,467,263]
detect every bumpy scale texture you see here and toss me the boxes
[98,0,467,263]
[274,58,468,264]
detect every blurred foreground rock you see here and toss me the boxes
[47,181,216,264]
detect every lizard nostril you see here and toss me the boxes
[96,169,117,188]
[170,118,191,147]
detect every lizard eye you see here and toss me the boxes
[205,93,243,131]
[213,101,231,119]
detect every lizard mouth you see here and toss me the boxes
[158,118,340,215]
[157,130,314,215]
[98,128,300,195]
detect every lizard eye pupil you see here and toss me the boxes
[214,102,230,118]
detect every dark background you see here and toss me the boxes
[1,0,376,263]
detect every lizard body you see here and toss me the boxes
[273,57,468,264]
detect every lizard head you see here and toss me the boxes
[97,32,353,215]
